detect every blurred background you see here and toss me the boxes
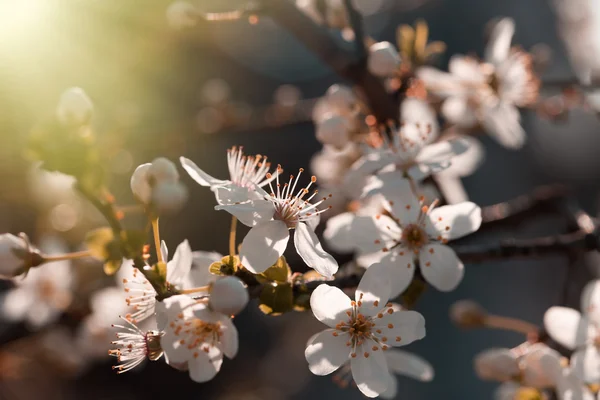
[1,0,600,398]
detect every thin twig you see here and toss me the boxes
[343,0,367,59]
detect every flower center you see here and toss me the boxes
[402,224,428,250]
[37,279,56,301]
[171,316,223,356]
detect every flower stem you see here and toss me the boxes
[116,204,145,214]
[179,286,211,295]
[42,250,93,263]
[229,216,238,256]
[484,314,539,335]
[152,218,163,263]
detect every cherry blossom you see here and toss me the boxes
[544,280,600,384]
[130,158,188,213]
[305,263,426,397]
[215,167,338,277]
[0,233,30,278]
[109,317,163,373]
[181,147,278,205]
[160,295,238,382]
[325,179,481,296]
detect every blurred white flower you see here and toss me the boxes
[160,295,238,382]
[56,87,93,126]
[368,41,402,78]
[1,237,73,329]
[544,280,600,384]
[181,147,278,205]
[418,18,539,149]
[325,179,481,296]
[555,366,597,400]
[131,157,187,213]
[166,1,199,30]
[0,233,30,278]
[315,113,353,149]
[216,167,338,276]
[305,264,426,398]
[109,317,163,373]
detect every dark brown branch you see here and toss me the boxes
[343,0,367,59]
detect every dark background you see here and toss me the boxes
[1,0,600,398]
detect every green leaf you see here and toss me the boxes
[104,258,123,276]
[84,228,114,260]
[258,283,294,316]
[209,256,239,276]
[257,256,291,284]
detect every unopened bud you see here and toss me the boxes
[315,113,352,148]
[130,163,152,203]
[368,41,401,77]
[0,233,33,278]
[166,1,199,30]
[148,158,179,183]
[56,87,94,126]
[450,299,487,328]
[325,84,356,113]
[151,181,188,215]
[209,276,249,316]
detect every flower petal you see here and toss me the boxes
[555,369,596,400]
[166,240,193,285]
[379,251,416,299]
[485,18,515,65]
[425,202,482,241]
[214,185,263,205]
[419,244,464,292]
[305,329,350,376]
[474,348,519,381]
[294,222,338,278]
[356,263,391,317]
[351,345,389,398]
[377,310,426,347]
[239,220,290,274]
[482,103,526,149]
[384,348,434,381]
[187,346,223,383]
[543,307,592,350]
[215,199,275,227]
[379,372,398,400]
[494,382,521,400]
[180,156,227,187]
[324,213,397,255]
[581,280,600,324]
[441,97,478,127]
[416,137,470,166]
[218,315,239,359]
[310,284,352,328]
[571,346,600,383]
[381,179,421,223]
[183,251,223,288]
[521,345,563,388]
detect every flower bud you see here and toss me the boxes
[130,163,152,203]
[56,87,94,126]
[209,277,249,316]
[151,181,188,215]
[315,113,352,148]
[368,41,401,77]
[0,233,30,278]
[166,1,199,30]
[474,348,519,381]
[325,84,356,113]
[148,157,179,183]
[449,299,487,328]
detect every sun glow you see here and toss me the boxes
[0,0,48,36]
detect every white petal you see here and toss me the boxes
[324,213,397,255]
[482,103,526,149]
[180,156,227,187]
[384,349,434,381]
[433,175,470,205]
[1,289,35,322]
[377,310,426,347]
[378,251,416,299]
[381,179,420,223]
[521,345,563,388]
[416,137,470,166]
[425,202,482,241]
[355,263,391,317]
[581,280,600,324]
[485,18,515,65]
[305,329,350,375]
[441,97,479,127]
[310,284,352,328]
[556,369,596,400]
[494,382,521,400]
[474,348,519,381]
[160,240,168,263]
[379,373,398,400]
[239,221,290,274]
[294,222,338,278]
[544,307,592,350]
[161,330,193,364]
[417,67,465,97]
[183,251,222,288]
[215,199,275,227]
[449,55,487,82]
[305,213,320,231]
[437,135,485,177]
[166,240,193,285]
[219,315,239,359]
[214,185,263,205]
[572,346,600,383]
[419,244,464,292]
[130,163,152,203]
[351,346,389,398]
[187,346,223,383]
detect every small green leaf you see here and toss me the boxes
[257,256,291,284]
[104,258,123,276]
[258,283,294,316]
[85,228,114,260]
[209,255,239,276]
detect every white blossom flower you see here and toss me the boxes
[305,263,426,397]
[368,41,402,78]
[56,87,93,126]
[120,240,193,323]
[312,85,360,149]
[315,113,353,149]
[544,280,600,383]
[348,123,469,193]
[1,237,73,329]
[325,179,481,296]
[181,147,278,205]
[109,317,163,373]
[159,294,238,382]
[215,167,338,277]
[0,233,30,278]
[418,18,539,149]
[474,344,562,389]
[131,157,188,213]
